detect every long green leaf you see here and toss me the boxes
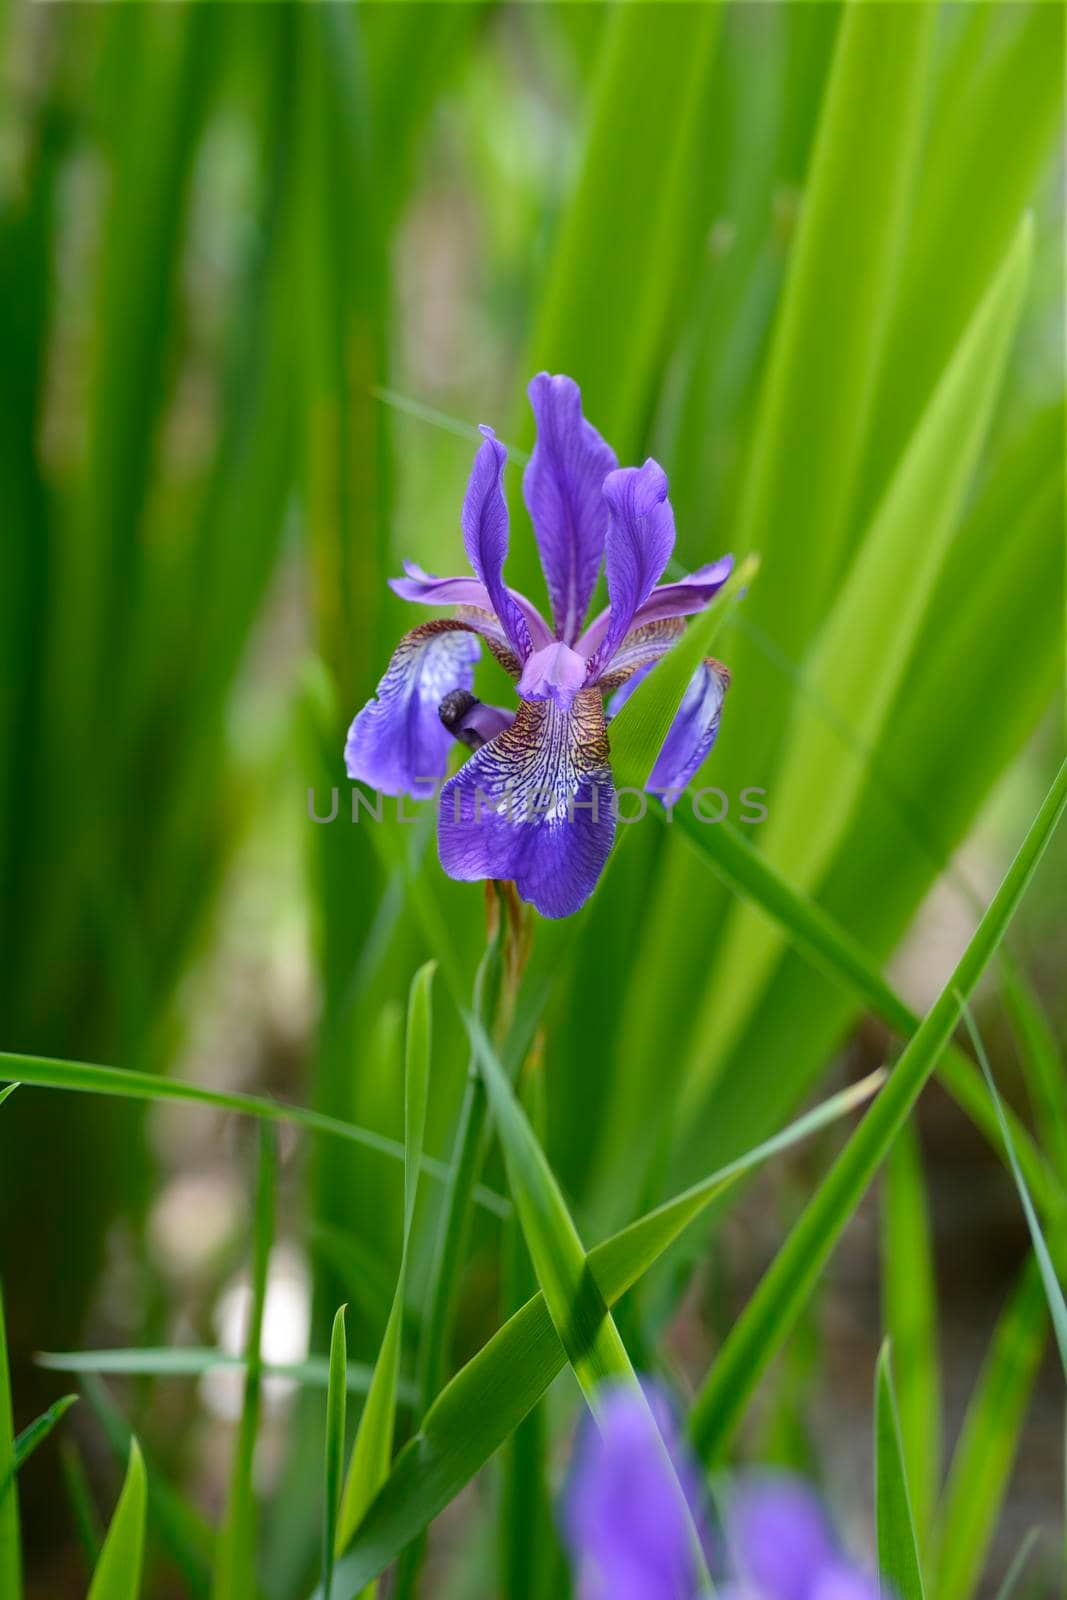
[335,963,434,1564]
[881,1126,939,1552]
[875,1342,925,1600]
[932,1262,1047,1600]
[0,1050,506,1217]
[0,1285,19,1600]
[687,755,1067,1464]
[687,214,1033,1105]
[0,1084,17,1109]
[11,1394,77,1475]
[665,813,1057,1216]
[212,1127,275,1600]
[467,1013,712,1594]
[1001,956,1067,1184]
[36,1348,405,1402]
[322,1072,880,1597]
[323,1306,348,1600]
[960,1003,1067,1375]
[88,1437,147,1600]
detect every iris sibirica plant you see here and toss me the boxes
[563,1382,880,1600]
[345,374,733,916]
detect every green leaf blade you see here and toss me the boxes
[87,1437,147,1600]
[875,1342,926,1600]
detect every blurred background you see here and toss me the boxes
[0,2,1063,1595]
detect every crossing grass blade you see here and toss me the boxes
[0,1084,17,1109]
[881,1127,940,1552]
[321,1071,880,1597]
[687,755,1067,1465]
[322,1307,348,1600]
[664,813,1058,1216]
[0,1286,19,1600]
[931,1261,1047,1600]
[87,1437,147,1600]
[212,1127,276,1600]
[991,1529,1040,1600]
[464,1012,714,1596]
[960,1003,1067,1375]
[0,1050,506,1218]
[11,1394,77,1476]
[875,1342,926,1600]
[335,963,434,1566]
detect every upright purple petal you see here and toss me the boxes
[437,688,614,919]
[587,460,677,675]
[562,1383,704,1600]
[647,659,730,793]
[729,1477,838,1600]
[462,427,532,660]
[523,373,618,644]
[344,621,480,799]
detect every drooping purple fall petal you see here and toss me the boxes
[344,621,480,798]
[437,688,615,919]
[646,658,730,793]
[597,617,685,691]
[523,372,618,643]
[562,1383,705,1600]
[461,428,532,660]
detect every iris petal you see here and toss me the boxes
[462,428,532,660]
[647,658,730,793]
[438,687,615,919]
[523,373,618,643]
[586,460,677,673]
[344,620,480,798]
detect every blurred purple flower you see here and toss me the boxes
[344,372,733,918]
[561,1382,707,1600]
[560,1382,880,1600]
[727,1476,882,1600]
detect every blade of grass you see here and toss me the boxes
[11,1394,78,1475]
[335,963,434,1565]
[60,1439,103,1574]
[959,1001,1067,1374]
[932,1261,1047,1600]
[663,813,1057,1217]
[0,1285,19,1599]
[80,1373,213,1597]
[992,1529,1041,1600]
[87,1437,147,1600]
[0,1084,17,1109]
[875,1341,925,1600]
[37,1349,404,1401]
[323,1307,348,1600]
[465,1011,714,1595]
[689,214,1033,1106]
[212,1127,275,1600]
[1000,955,1067,1185]
[881,1126,940,1553]
[0,1050,506,1218]
[687,755,1067,1465]
[322,1072,881,1597]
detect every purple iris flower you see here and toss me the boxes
[562,1382,709,1600]
[561,1384,881,1600]
[344,373,733,918]
[726,1476,882,1600]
